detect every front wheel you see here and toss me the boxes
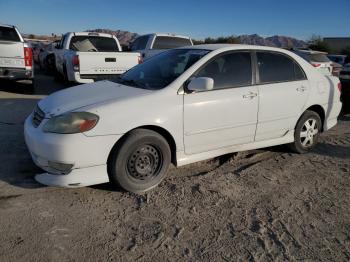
[108,129,171,194]
[289,110,322,153]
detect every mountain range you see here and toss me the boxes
[87,29,307,48]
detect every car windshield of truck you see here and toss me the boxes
[113,49,210,90]
[152,36,192,49]
[0,26,21,42]
[69,36,119,52]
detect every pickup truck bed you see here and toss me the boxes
[54,32,140,84]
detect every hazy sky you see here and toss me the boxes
[0,0,349,40]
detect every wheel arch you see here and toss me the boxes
[298,105,325,132]
[107,125,178,168]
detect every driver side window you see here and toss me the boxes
[195,52,253,90]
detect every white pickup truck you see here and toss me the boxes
[54,32,141,84]
[130,33,193,60]
[0,24,34,87]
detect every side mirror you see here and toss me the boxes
[187,77,214,92]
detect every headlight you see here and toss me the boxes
[43,112,99,134]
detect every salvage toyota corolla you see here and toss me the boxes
[24,44,342,193]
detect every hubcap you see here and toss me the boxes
[300,118,318,147]
[127,145,162,180]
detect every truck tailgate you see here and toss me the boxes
[0,41,24,68]
[79,52,140,75]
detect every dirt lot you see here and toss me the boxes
[0,72,350,261]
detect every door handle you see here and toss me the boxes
[296,86,307,92]
[243,92,258,99]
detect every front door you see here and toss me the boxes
[184,51,259,155]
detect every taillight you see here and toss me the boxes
[138,55,143,64]
[24,47,33,67]
[338,82,342,93]
[72,55,79,72]
[312,63,321,67]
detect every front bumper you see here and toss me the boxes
[24,115,122,187]
[0,67,33,80]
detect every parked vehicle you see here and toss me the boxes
[293,49,333,75]
[54,32,141,84]
[25,44,342,193]
[328,54,350,66]
[38,40,59,74]
[0,24,34,87]
[339,63,350,100]
[130,33,193,60]
[32,43,44,64]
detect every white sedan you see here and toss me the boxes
[24,44,342,193]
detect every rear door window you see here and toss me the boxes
[257,52,306,83]
[152,36,192,49]
[196,52,252,89]
[0,26,21,42]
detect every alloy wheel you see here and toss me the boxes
[300,118,319,147]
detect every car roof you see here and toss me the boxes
[294,49,328,55]
[67,32,115,38]
[0,23,15,28]
[180,43,292,52]
[141,33,191,39]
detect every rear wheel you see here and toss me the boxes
[289,110,321,153]
[108,129,171,193]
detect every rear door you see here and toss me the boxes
[255,51,309,141]
[0,26,24,68]
[184,51,258,154]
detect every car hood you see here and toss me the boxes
[38,80,150,116]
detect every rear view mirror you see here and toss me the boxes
[187,77,214,92]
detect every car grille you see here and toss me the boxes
[32,105,45,127]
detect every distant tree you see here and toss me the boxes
[28,34,36,39]
[307,35,330,53]
[195,35,241,45]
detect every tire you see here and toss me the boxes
[108,129,171,194]
[289,110,322,154]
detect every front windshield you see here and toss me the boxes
[113,49,210,90]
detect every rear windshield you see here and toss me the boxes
[69,36,119,52]
[0,26,21,42]
[309,54,330,63]
[152,36,192,49]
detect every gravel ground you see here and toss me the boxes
[0,73,350,261]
